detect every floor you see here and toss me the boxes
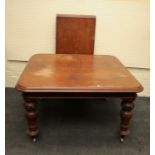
[6,88,150,155]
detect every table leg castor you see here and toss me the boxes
[120,96,136,140]
[32,137,37,143]
[23,97,39,140]
[120,135,125,143]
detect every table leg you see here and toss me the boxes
[23,98,39,142]
[120,96,136,142]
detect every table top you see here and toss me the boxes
[16,54,143,93]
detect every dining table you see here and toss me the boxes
[15,53,143,142]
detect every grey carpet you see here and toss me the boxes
[5,88,150,155]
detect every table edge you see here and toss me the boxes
[15,83,143,93]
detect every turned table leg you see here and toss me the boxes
[120,96,136,142]
[23,98,39,142]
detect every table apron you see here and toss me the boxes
[22,92,137,99]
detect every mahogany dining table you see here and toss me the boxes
[15,54,143,142]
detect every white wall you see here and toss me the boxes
[6,0,149,68]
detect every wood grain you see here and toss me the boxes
[56,14,96,54]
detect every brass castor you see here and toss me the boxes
[120,138,124,143]
[32,138,37,143]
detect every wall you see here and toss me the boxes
[6,0,149,68]
[5,0,150,96]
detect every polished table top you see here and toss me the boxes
[16,54,143,93]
